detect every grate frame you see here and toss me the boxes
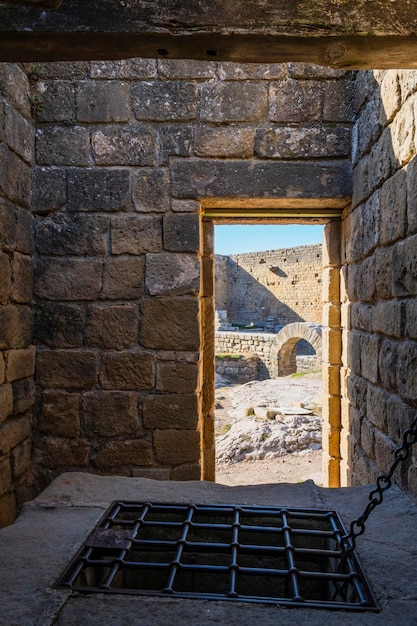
[54,501,379,611]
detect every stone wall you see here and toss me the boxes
[216,244,322,327]
[0,64,35,526]
[342,70,417,495]
[215,353,259,383]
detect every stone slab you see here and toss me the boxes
[0,473,415,625]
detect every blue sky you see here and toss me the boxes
[214,224,324,255]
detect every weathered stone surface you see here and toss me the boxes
[171,159,352,199]
[0,199,17,252]
[406,300,417,340]
[92,126,157,166]
[346,332,361,375]
[396,341,417,406]
[140,297,200,351]
[91,439,153,468]
[4,103,34,162]
[100,350,155,391]
[390,96,415,166]
[158,59,215,79]
[154,429,200,465]
[219,63,287,80]
[374,429,397,475]
[372,301,403,338]
[0,305,32,350]
[255,126,350,159]
[200,82,267,122]
[132,81,198,121]
[36,126,89,166]
[0,143,31,208]
[85,305,138,350]
[323,79,354,122]
[0,493,16,530]
[361,191,381,256]
[0,416,31,456]
[0,354,4,384]
[270,80,322,122]
[34,302,85,347]
[163,214,199,252]
[5,346,35,382]
[171,463,201,480]
[0,458,11,497]
[158,125,193,165]
[76,81,130,122]
[195,127,254,158]
[133,169,169,213]
[31,166,66,215]
[156,362,198,394]
[10,252,32,303]
[0,383,13,424]
[39,391,80,437]
[101,257,144,300]
[0,251,11,303]
[82,391,139,437]
[35,438,90,469]
[15,208,33,256]
[374,246,393,300]
[12,378,35,414]
[34,80,75,123]
[36,349,98,390]
[10,438,31,479]
[67,168,130,212]
[378,339,399,394]
[111,215,162,255]
[393,233,417,296]
[387,394,417,445]
[366,383,388,433]
[356,257,376,302]
[131,467,170,480]
[91,59,157,80]
[35,258,102,300]
[36,213,109,257]
[143,394,198,429]
[406,156,417,235]
[380,169,407,245]
[379,70,401,126]
[360,417,375,459]
[145,253,199,296]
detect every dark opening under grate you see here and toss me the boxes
[55,501,379,611]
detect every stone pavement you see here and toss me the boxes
[0,473,416,625]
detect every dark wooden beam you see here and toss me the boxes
[1,0,417,68]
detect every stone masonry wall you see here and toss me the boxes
[217,244,322,327]
[0,64,35,527]
[342,70,417,495]
[22,59,352,499]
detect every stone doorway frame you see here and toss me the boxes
[200,208,342,488]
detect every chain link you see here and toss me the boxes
[340,415,417,556]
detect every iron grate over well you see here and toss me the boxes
[55,501,379,611]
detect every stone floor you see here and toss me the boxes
[0,473,416,625]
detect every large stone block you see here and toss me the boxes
[0,144,31,208]
[171,463,201,480]
[356,257,376,303]
[219,62,286,80]
[374,246,393,300]
[163,214,199,252]
[361,191,381,256]
[0,492,16,529]
[369,127,396,192]
[100,350,155,390]
[34,302,85,347]
[200,82,267,122]
[255,126,350,159]
[0,198,17,252]
[0,305,32,350]
[393,233,417,296]
[35,258,102,300]
[101,257,144,300]
[92,126,157,166]
[406,300,417,340]
[380,169,407,245]
[140,297,200,351]
[378,339,399,393]
[34,80,75,123]
[91,59,157,80]
[35,438,90,469]
[0,457,11,497]
[15,208,33,256]
[195,127,254,158]
[5,103,34,163]
[0,383,13,424]
[379,70,401,126]
[158,125,193,166]
[372,301,403,338]
[132,81,198,121]
[171,159,352,199]
[0,251,11,303]
[10,252,32,304]
[366,383,388,433]
[0,416,31,456]
[143,394,198,429]
[390,96,415,166]
[406,156,417,235]
[133,169,169,213]
[156,362,199,393]
[82,391,140,437]
[10,438,31,479]
[36,349,98,390]
[145,253,199,296]
[323,80,354,122]
[269,80,322,122]
[360,417,375,459]
[36,126,89,166]
[374,430,397,475]
[396,340,417,406]
[31,166,66,215]
[39,391,80,437]
[387,394,417,444]
[36,213,109,256]
[5,346,36,382]
[111,215,162,255]
[12,378,35,414]
[91,439,153,469]
[67,168,130,212]
[85,304,138,350]
[0,354,4,384]
[158,59,215,79]
[76,81,130,122]
[346,332,361,376]
[154,429,200,465]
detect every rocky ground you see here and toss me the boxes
[215,372,323,486]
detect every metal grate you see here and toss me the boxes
[55,501,379,611]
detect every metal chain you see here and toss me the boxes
[340,414,417,556]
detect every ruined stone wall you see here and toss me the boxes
[0,64,35,526]
[217,244,322,327]
[28,59,352,490]
[342,70,417,495]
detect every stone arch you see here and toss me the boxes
[269,323,322,377]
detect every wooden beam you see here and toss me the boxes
[1,0,417,67]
